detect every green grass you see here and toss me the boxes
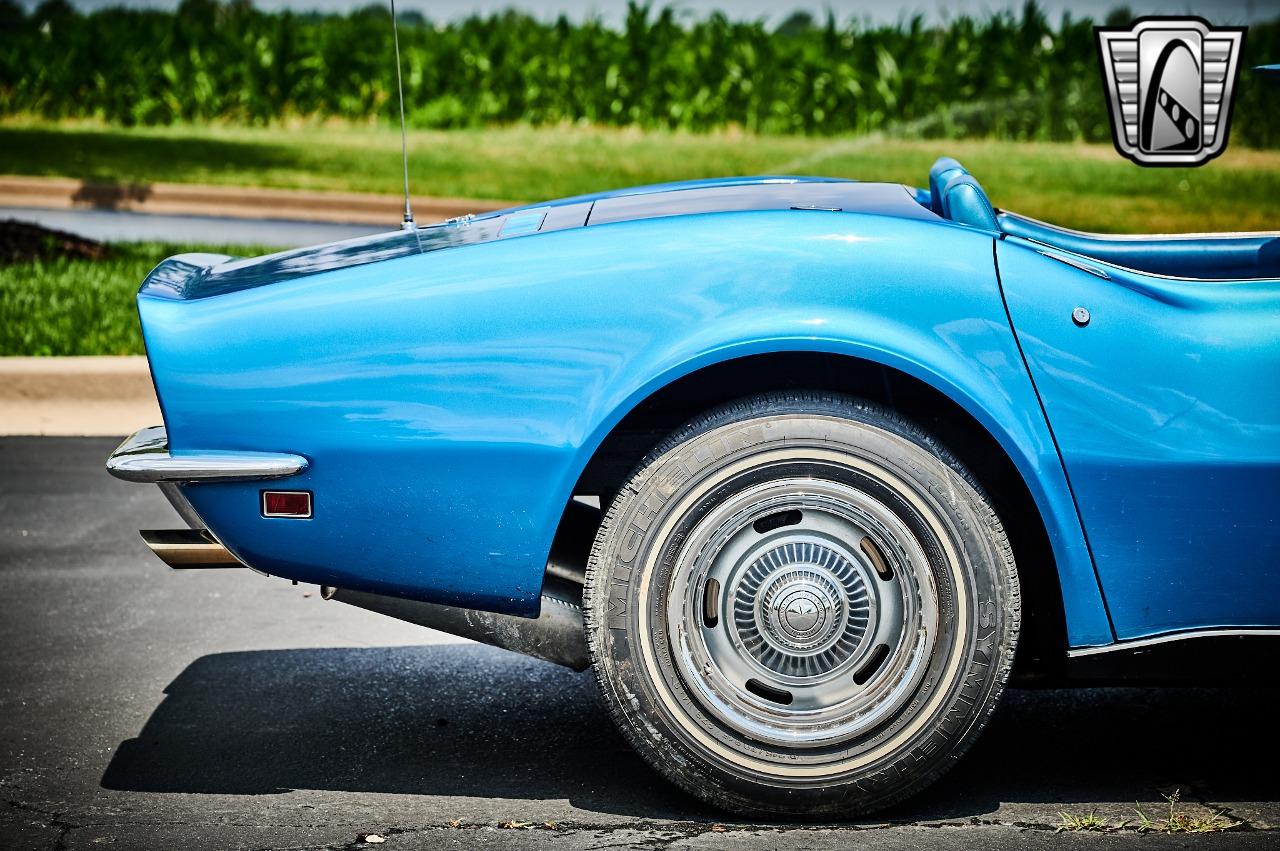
[4,120,1279,356]
[5,121,1280,233]
[1135,791,1240,834]
[1056,791,1241,834]
[0,242,273,356]
[1055,809,1113,833]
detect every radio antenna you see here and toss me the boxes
[390,0,415,230]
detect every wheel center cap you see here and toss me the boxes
[729,540,875,680]
[775,586,828,639]
[760,570,843,652]
[782,595,820,633]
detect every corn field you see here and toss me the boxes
[2,0,1278,146]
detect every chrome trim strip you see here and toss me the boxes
[107,425,308,483]
[1036,250,1110,279]
[1000,210,1280,283]
[1009,232,1275,284]
[1067,628,1280,658]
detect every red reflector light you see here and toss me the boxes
[262,490,312,518]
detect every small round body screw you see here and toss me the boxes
[1072,306,1091,327]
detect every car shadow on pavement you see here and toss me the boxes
[101,644,711,819]
[101,643,1280,822]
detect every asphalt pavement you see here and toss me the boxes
[1,437,1278,850]
[1,206,384,247]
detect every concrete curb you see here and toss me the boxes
[0,357,160,436]
[0,174,514,226]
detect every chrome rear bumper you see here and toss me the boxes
[107,425,305,571]
[106,425,308,483]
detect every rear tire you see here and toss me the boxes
[583,392,1019,817]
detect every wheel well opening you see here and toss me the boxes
[569,351,1067,681]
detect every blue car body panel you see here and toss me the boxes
[138,189,1115,644]
[997,236,1280,640]
[131,171,1279,652]
[138,178,926,302]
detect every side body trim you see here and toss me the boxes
[1062,628,1280,684]
[1067,628,1280,658]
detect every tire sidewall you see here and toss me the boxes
[586,396,1018,816]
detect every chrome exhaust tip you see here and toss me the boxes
[141,529,245,569]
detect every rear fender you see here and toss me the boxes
[141,210,1111,643]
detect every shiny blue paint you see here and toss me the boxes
[139,206,1113,644]
[997,235,1280,640]
[141,224,484,300]
[138,178,919,301]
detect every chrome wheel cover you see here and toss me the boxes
[666,476,939,750]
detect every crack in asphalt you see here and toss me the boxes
[1216,806,1258,832]
[1191,793,1259,832]
[6,793,1277,851]
[6,799,81,851]
[9,793,1278,837]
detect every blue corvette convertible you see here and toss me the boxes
[108,157,1279,816]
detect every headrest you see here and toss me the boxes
[928,157,967,216]
[940,173,1000,232]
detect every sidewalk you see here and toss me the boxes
[0,357,159,436]
[0,175,512,225]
